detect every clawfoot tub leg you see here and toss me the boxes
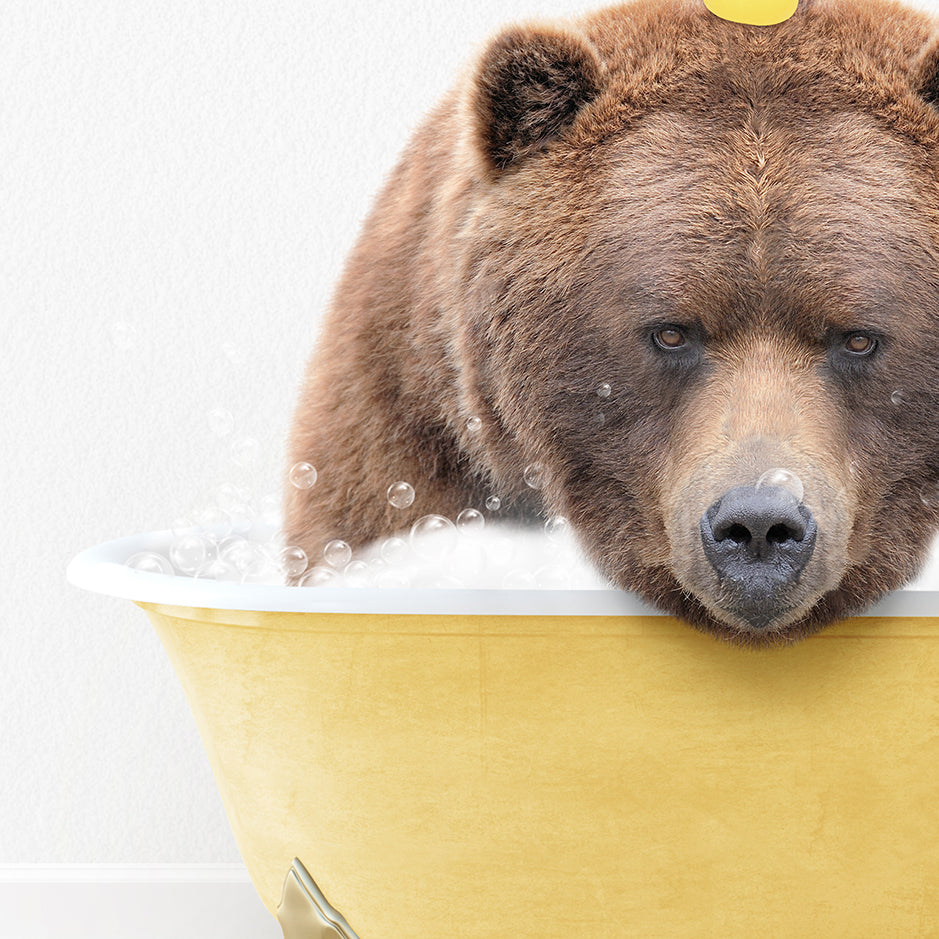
[276,858,362,939]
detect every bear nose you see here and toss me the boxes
[699,485,818,629]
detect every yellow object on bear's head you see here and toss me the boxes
[704,0,798,25]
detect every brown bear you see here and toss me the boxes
[284,0,939,645]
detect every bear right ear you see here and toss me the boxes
[467,24,605,179]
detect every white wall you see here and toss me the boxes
[0,0,606,906]
[4,0,939,930]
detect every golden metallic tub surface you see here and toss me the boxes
[68,528,939,937]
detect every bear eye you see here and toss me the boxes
[843,332,877,356]
[653,326,687,350]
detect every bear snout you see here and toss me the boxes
[699,485,818,629]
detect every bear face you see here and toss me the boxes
[286,0,939,645]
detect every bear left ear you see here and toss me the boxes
[467,23,605,179]
[911,34,939,109]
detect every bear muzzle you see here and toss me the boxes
[699,485,818,630]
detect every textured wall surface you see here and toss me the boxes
[4,0,939,870]
[0,0,615,865]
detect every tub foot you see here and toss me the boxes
[277,858,361,939]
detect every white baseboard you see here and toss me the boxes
[0,866,282,939]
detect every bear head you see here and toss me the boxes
[448,0,939,644]
[286,0,939,646]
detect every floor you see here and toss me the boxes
[0,881,281,939]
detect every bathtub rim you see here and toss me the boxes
[67,528,939,618]
[66,528,659,616]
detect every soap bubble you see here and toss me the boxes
[594,412,606,427]
[342,560,371,587]
[544,515,570,540]
[207,408,234,437]
[170,533,210,574]
[230,435,260,467]
[170,516,194,538]
[241,552,282,585]
[289,462,318,490]
[279,545,309,578]
[268,529,290,551]
[192,505,232,541]
[524,462,545,490]
[466,416,482,433]
[258,539,285,564]
[410,515,458,560]
[596,382,612,398]
[755,467,804,503]
[425,574,465,589]
[226,501,255,534]
[109,321,135,350]
[535,563,574,589]
[451,535,487,580]
[890,389,906,407]
[299,566,339,587]
[380,536,410,564]
[324,539,352,569]
[386,481,415,509]
[126,552,174,575]
[377,569,411,589]
[920,485,939,509]
[258,492,281,528]
[485,495,502,512]
[503,568,536,589]
[219,537,258,573]
[194,558,241,582]
[456,508,485,532]
[213,483,251,514]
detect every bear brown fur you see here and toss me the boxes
[285,0,939,645]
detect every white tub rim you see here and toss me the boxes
[66,527,939,619]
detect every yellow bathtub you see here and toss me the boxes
[68,529,939,937]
